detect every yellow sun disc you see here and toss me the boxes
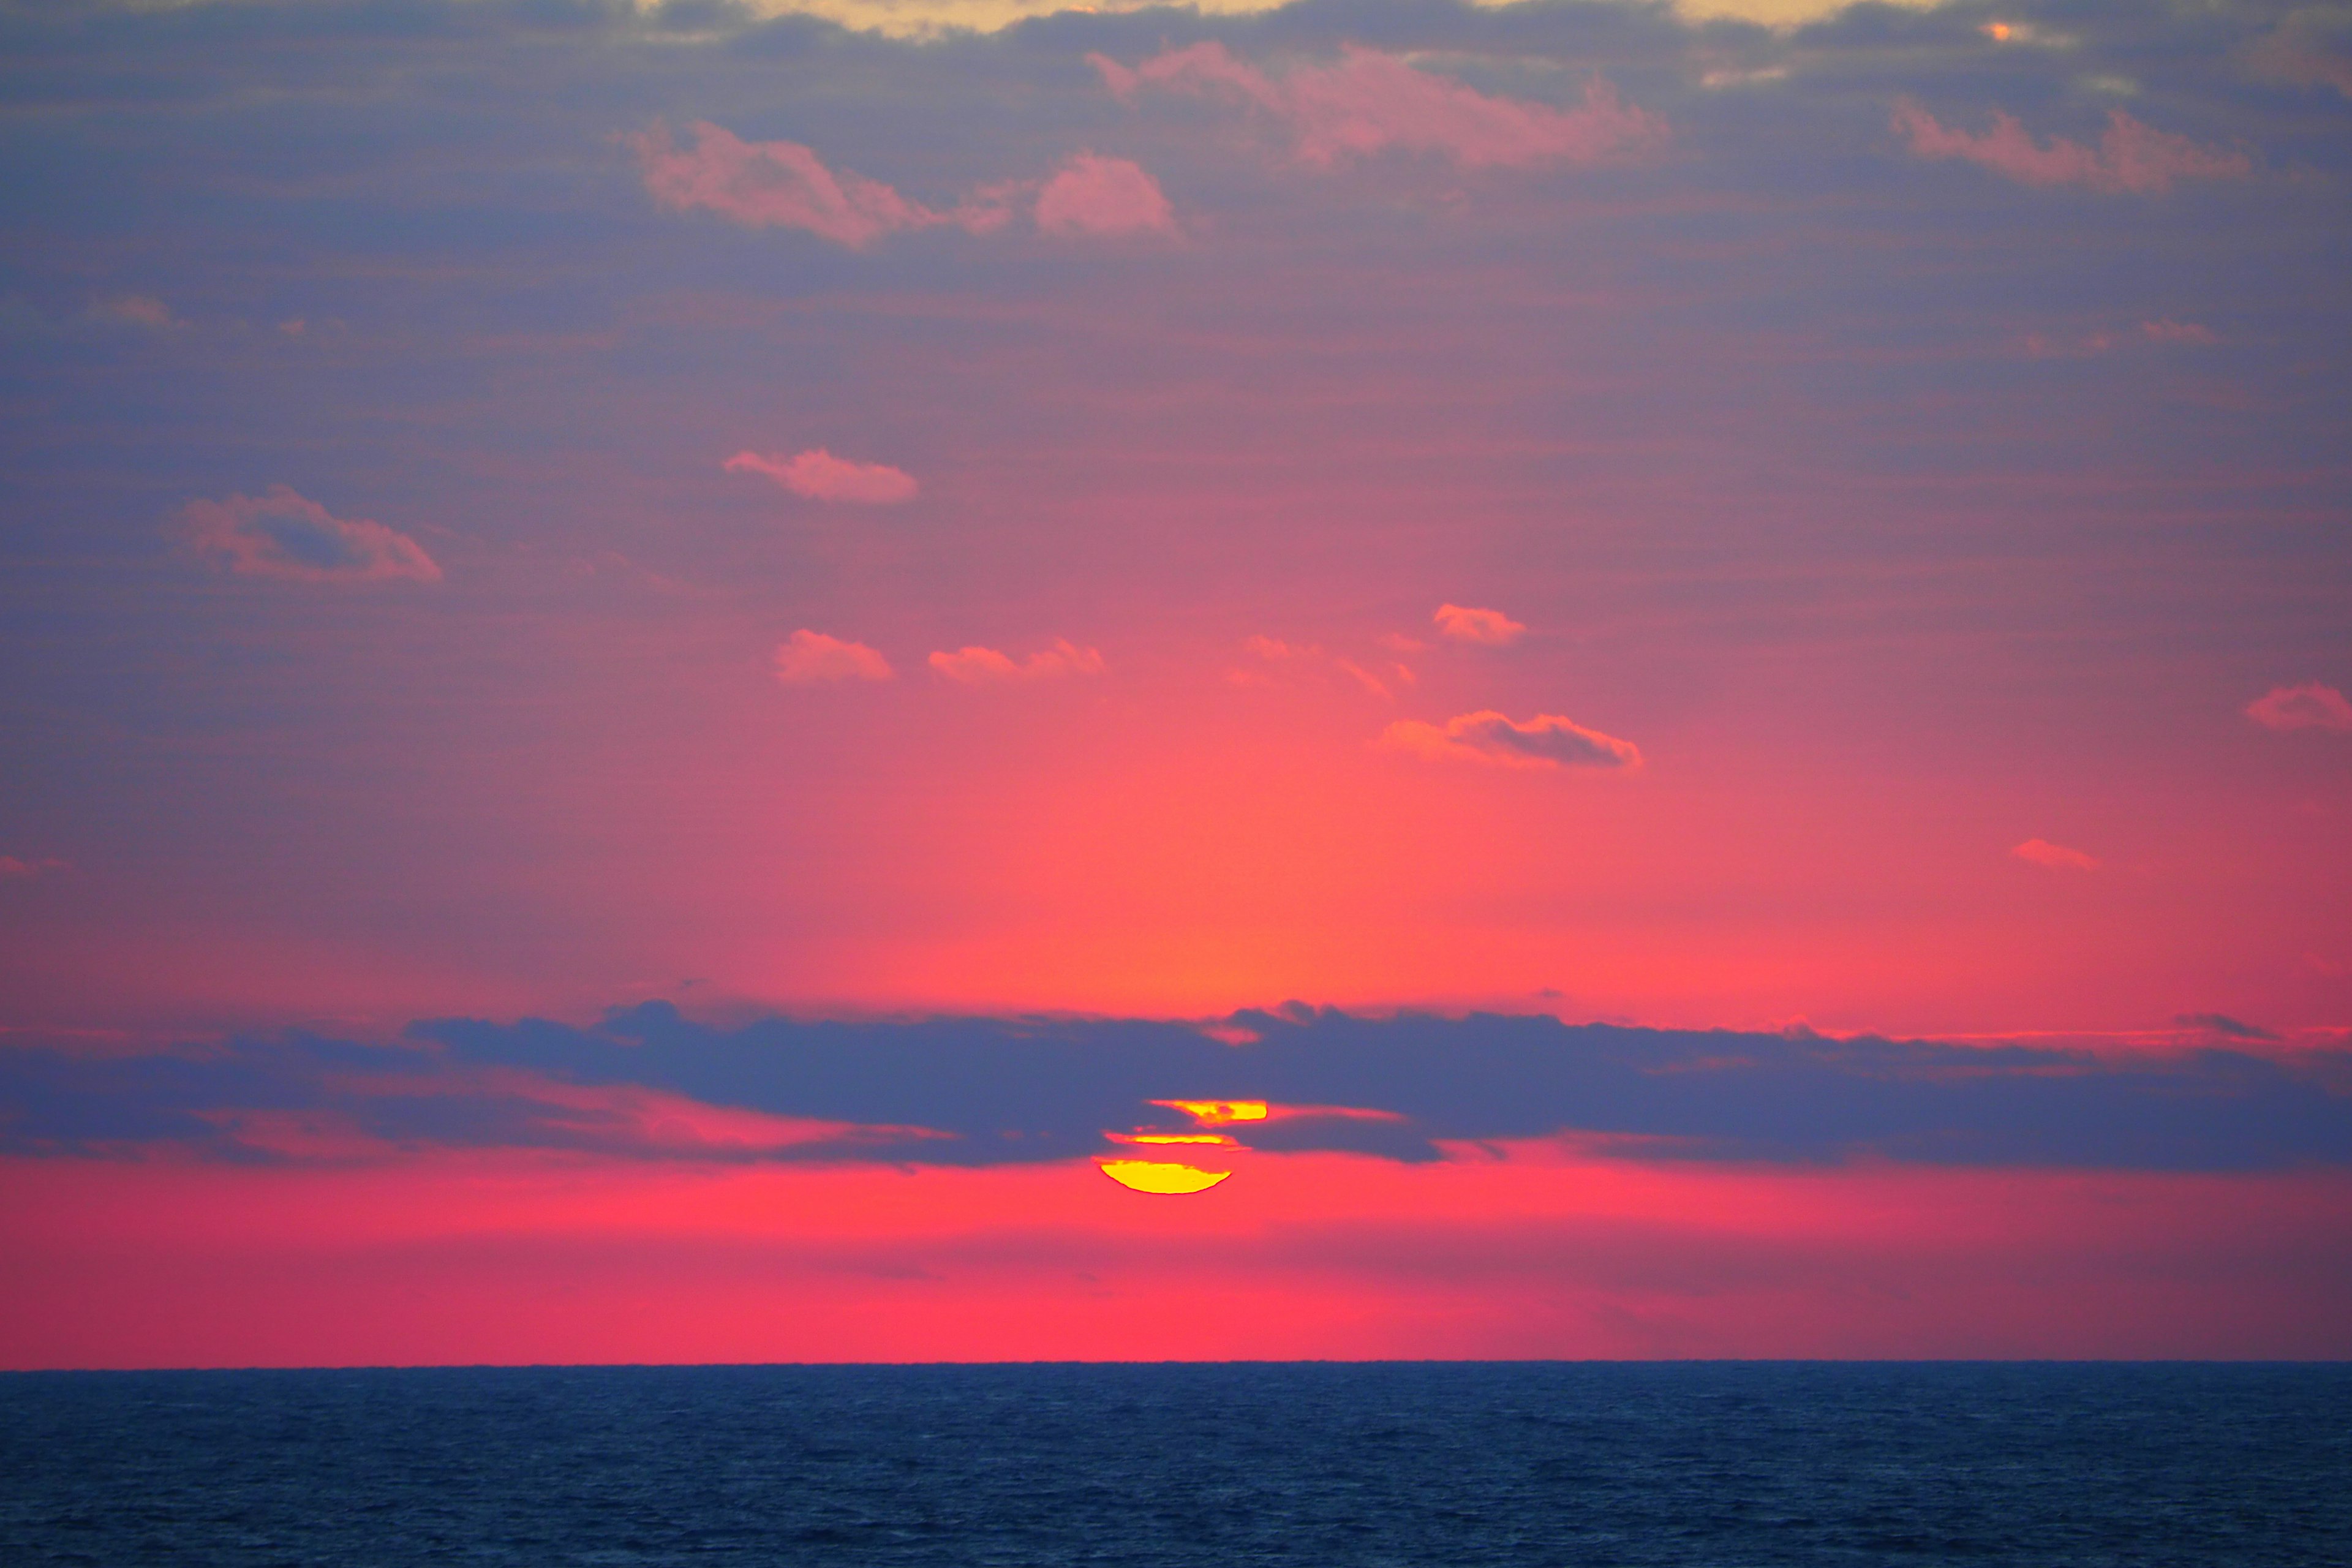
[1096,1158,1232,1194]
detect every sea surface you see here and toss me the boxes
[2,1363,2346,1566]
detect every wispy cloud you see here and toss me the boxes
[1035,153,1175,236]
[179,486,441,584]
[88,294,178,330]
[0,854,68,880]
[2245,682,2352,733]
[1093,43,1664,170]
[1382,710,1641,771]
[9,1004,2346,1173]
[628,121,973,248]
[1433,603,1526,646]
[775,630,893,685]
[2012,838,2098,871]
[1893,102,2251,194]
[929,639,1104,684]
[726,448,919,505]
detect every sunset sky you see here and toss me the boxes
[2,0,2348,1365]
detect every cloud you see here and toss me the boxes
[775,630,892,685]
[1382,711,1641,771]
[1034,153,1175,237]
[0,855,67,880]
[629,120,995,249]
[2012,839,2098,871]
[725,448,919,505]
[179,486,441,584]
[631,122,1167,247]
[1433,603,1526,646]
[1092,43,1665,170]
[2245,682,2352,733]
[929,639,1104,683]
[2174,1012,2280,1043]
[2247,12,2352,99]
[1892,102,2252,194]
[88,294,178,330]
[7,1004,2346,1174]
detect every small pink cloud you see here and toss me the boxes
[1333,658,1392,699]
[1381,710,1641,771]
[1243,635,1317,660]
[91,294,177,329]
[1093,43,1664,170]
[180,486,441,584]
[1035,153,1175,236]
[629,121,985,249]
[775,630,892,685]
[2012,838,2099,871]
[2245,682,2352,733]
[2247,15,2352,99]
[929,639,1105,684]
[1433,603,1526,645]
[2142,318,2218,345]
[725,448,919,505]
[0,854,67,880]
[1893,101,2251,194]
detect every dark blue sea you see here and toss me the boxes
[3,1363,2346,1566]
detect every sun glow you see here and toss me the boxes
[1152,1099,1268,1126]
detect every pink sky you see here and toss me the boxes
[0,0,2346,1366]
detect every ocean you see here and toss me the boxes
[3,1363,2346,1566]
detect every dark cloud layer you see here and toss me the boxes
[4,1003,2346,1171]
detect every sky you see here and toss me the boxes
[1,0,2348,1366]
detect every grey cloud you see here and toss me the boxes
[2,1003,2346,1172]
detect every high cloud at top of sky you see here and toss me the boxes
[929,639,1106,684]
[1382,710,1641,771]
[726,448,919,504]
[1893,102,2253,194]
[179,486,441,584]
[775,630,893,685]
[630,122,1169,247]
[1433,603,1526,646]
[1091,43,1665,170]
[2245,682,2352,731]
[6,1004,2346,1174]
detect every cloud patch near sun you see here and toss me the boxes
[1892,101,2252,194]
[1091,43,1665,170]
[630,122,1171,247]
[929,639,1104,684]
[1383,711,1642,771]
[727,448,919,505]
[179,486,441,584]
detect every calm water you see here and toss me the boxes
[3,1363,2346,1566]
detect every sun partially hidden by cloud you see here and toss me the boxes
[1092,43,1665,170]
[1382,710,1642,771]
[726,448,919,505]
[1096,1158,1231,1194]
[775,630,893,685]
[180,485,441,584]
[1892,102,2252,194]
[2245,682,2352,732]
[1433,603,1526,646]
[929,638,1105,684]
[1035,153,1175,236]
[2012,837,2099,871]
